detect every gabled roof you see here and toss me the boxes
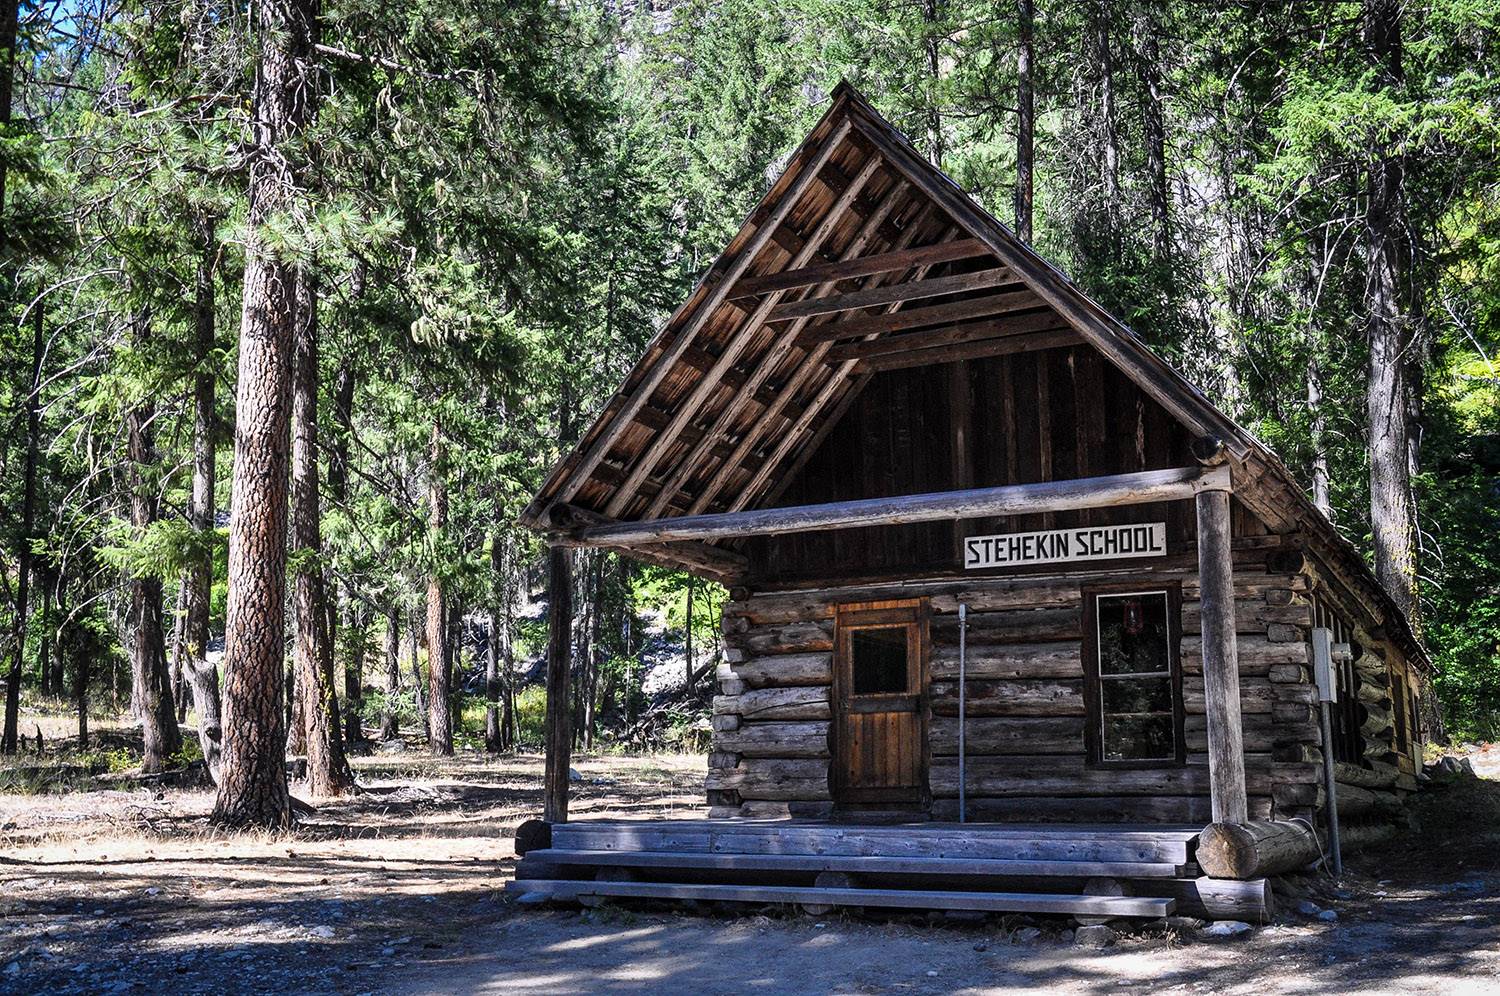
[521,82,1427,669]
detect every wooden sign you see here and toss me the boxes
[964,522,1167,570]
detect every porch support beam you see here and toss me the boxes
[1195,472,1249,824]
[562,465,1230,548]
[543,544,573,823]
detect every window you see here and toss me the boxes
[850,626,910,695]
[1084,589,1184,765]
[1312,594,1363,764]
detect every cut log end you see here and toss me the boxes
[515,818,553,857]
[1197,820,1320,880]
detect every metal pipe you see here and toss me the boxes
[958,601,968,824]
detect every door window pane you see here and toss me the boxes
[1097,593,1171,675]
[851,626,908,695]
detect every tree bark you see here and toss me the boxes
[410,610,428,740]
[179,213,223,780]
[126,309,183,774]
[1363,0,1418,625]
[485,532,504,753]
[1093,1,1121,210]
[380,608,400,741]
[921,0,943,167]
[1308,355,1333,519]
[1133,6,1170,254]
[327,357,364,749]
[212,0,320,830]
[1013,0,1034,243]
[291,267,353,797]
[426,419,453,755]
[2,298,40,753]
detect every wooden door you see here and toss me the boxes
[833,599,928,808]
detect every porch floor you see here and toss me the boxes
[509,819,1272,921]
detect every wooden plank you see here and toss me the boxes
[768,266,1017,322]
[574,465,1231,547]
[605,149,885,518]
[855,329,1082,373]
[523,848,1188,879]
[796,289,1046,345]
[714,721,830,758]
[727,653,833,688]
[730,238,991,298]
[504,878,1175,917]
[824,310,1068,362]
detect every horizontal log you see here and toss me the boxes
[1180,635,1308,666]
[714,686,830,721]
[727,653,832,688]
[1268,664,1309,683]
[931,794,1263,824]
[1197,820,1321,879]
[929,758,1276,797]
[1334,782,1403,818]
[723,620,833,655]
[573,466,1232,546]
[1180,600,1312,635]
[825,310,1067,362]
[931,716,1084,756]
[713,721,830,758]
[854,328,1082,373]
[1139,876,1274,923]
[931,607,1081,643]
[729,238,991,298]
[930,678,1085,717]
[1332,760,1401,789]
[930,641,1083,681]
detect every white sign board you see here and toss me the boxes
[964,522,1167,570]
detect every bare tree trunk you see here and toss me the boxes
[380,608,400,741]
[37,577,51,696]
[1363,0,1418,624]
[502,542,517,748]
[1308,355,1333,519]
[1134,7,1170,254]
[543,545,573,822]
[426,420,452,755]
[684,576,694,697]
[180,214,223,779]
[485,533,503,753]
[326,315,362,749]
[410,609,428,741]
[2,299,40,753]
[291,268,353,797]
[126,311,183,774]
[212,0,319,829]
[922,0,943,166]
[1013,0,1034,243]
[1094,1,1121,209]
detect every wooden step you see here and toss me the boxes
[524,847,1188,879]
[505,878,1176,917]
[550,823,1193,864]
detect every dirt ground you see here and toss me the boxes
[3,741,1499,996]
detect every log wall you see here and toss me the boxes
[708,561,1326,823]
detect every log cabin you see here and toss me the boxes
[508,83,1431,920]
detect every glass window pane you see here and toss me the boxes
[1096,593,1170,675]
[1102,676,1172,715]
[1103,714,1175,761]
[851,626,908,695]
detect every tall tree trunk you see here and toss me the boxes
[179,214,223,779]
[410,609,428,740]
[1308,355,1333,519]
[37,576,51,696]
[684,576,694,696]
[502,545,517,748]
[1363,0,1418,624]
[922,0,943,166]
[125,322,183,773]
[543,544,573,822]
[291,267,353,797]
[485,533,504,753]
[1013,0,1034,242]
[1093,1,1121,210]
[2,300,40,753]
[426,420,452,755]
[212,0,320,829]
[50,574,66,697]
[380,608,400,741]
[1134,7,1170,255]
[327,356,364,748]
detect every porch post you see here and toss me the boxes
[1195,484,1248,824]
[543,544,573,823]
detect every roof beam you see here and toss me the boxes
[824,310,1068,362]
[570,466,1231,547]
[641,182,922,520]
[602,147,885,518]
[854,328,1083,373]
[767,266,1017,322]
[795,290,1046,346]
[545,503,747,582]
[544,117,855,511]
[731,238,989,299]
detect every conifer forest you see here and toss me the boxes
[1,2,1500,990]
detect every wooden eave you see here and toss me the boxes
[518,82,1428,672]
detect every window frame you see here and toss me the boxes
[1081,584,1186,769]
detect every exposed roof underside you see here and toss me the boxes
[520,83,1427,669]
